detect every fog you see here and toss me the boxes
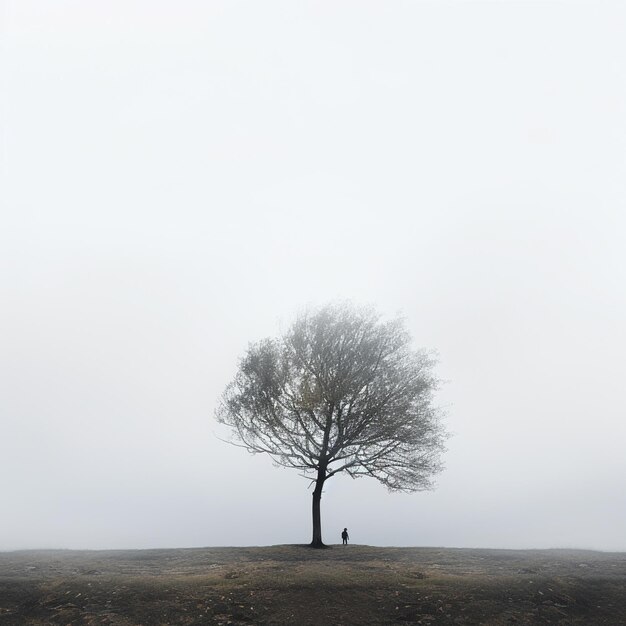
[2,1,625,552]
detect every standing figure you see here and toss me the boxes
[341,528,349,545]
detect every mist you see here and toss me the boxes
[1,1,625,552]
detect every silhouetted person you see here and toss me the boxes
[341,528,349,545]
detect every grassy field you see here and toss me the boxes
[0,544,624,625]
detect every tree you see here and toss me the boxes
[217,303,447,548]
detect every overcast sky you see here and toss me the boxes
[1,1,625,552]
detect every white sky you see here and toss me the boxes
[1,0,625,551]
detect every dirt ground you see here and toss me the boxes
[0,545,625,625]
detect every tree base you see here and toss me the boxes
[308,541,328,549]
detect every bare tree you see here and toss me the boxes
[217,303,447,548]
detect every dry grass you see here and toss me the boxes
[1,545,625,624]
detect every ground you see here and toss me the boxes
[1,545,625,625]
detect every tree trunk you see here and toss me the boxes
[310,481,325,548]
